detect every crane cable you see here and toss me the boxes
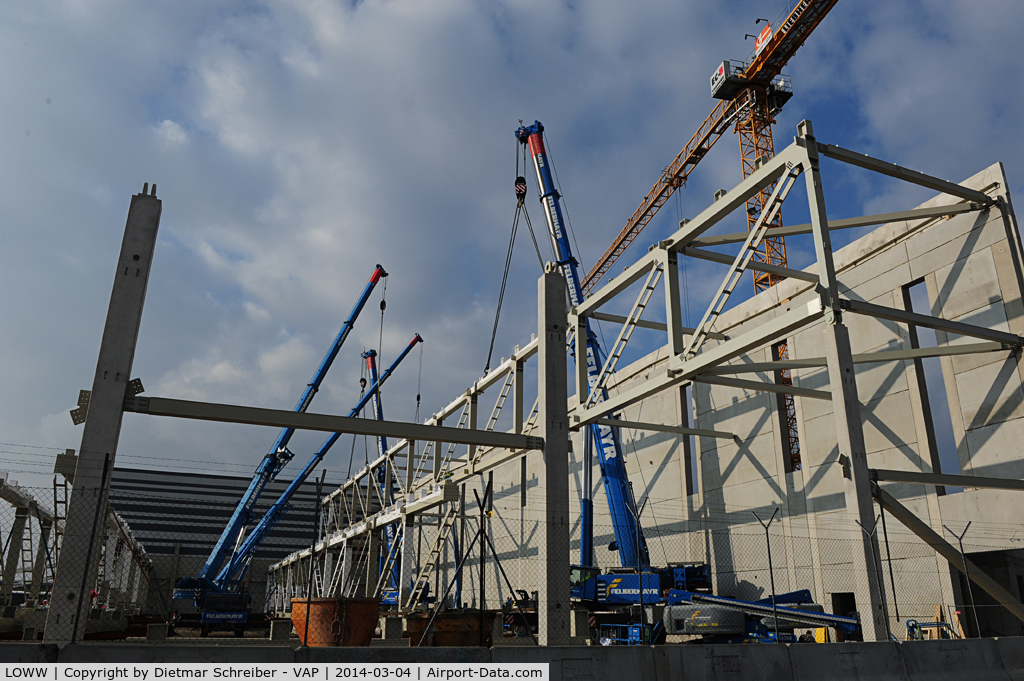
[483,142,541,375]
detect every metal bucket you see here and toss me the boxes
[290,597,380,646]
[404,611,496,647]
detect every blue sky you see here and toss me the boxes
[2,0,1021,488]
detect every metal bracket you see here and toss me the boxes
[525,436,545,451]
[128,378,145,395]
[69,390,91,426]
[123,395,150,413]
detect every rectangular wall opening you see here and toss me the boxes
[681,384,698,496]
[772,341,801,473]
[903,280,962,494]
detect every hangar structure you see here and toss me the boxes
[267,119,1024,643]
[40,118,1024,646]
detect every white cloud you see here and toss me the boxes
[3,0,1024,489]
[154,119,187,147]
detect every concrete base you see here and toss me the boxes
[270,620,293,643]
[0,638,1021,680]
[146,623,168,643]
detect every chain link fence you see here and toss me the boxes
[0,483,1021,645]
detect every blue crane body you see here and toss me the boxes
[213,333,424,589]
[363,349,400,595]
[177,265,386,598]
[515,121,648,570]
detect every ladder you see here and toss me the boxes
[681,165,801,361]
[52,476,68,579]
[404,504,459,608]
[584,263,664,409]
[19,518,33,599]
[373,523,405,597]
[438,403,471,477]
[470,373,516,465]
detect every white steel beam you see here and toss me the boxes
[689,202,985,248]
[595,418,733,440]
[872,469,1024,492]
[123,395,543,451]
[841,298,1024,347]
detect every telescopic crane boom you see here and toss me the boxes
[212,333,424,588]
[516,121,649,569]
[188,265,387,591]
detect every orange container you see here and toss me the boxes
[403,611,496,647]
[290,597,380,646]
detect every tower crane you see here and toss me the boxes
[580,0,840,470]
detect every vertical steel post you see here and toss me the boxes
[945,522,978,637]
[45,186,161,643]
[754,508,780,642]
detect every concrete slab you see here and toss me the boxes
[901,638,1012,681]
[790,641,907,681]
[996,636,1024,681]
[677,642,793,680]
[57,644,295,663]
[954,358,1024,429]
[492,645,654,681]
[0,643,58,662]
[298,646,491,663]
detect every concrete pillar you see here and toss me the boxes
[364,532,380,598]
[29,520,53,603]
[822,323,887,640]
[399,519,416,605]
[799,119,886,641]
[166,542,180,609]
[2,508,29,605]
[537,264,570,645]
[46,186,161,643]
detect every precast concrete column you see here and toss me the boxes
[822,323,887,640]
[45,186,161,643]
[2,508,29,605]
[399,518,416,605]
[537,264,570,645]
[29,520,53,603]
[364,532,380,598]
[800,119,886,641]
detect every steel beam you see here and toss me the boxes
[683,247,819,283]
[702,342,1011,375]
[816,142,992,205]
[872,469,1024,492]
[595,418,733,440]
[123,396,543,451]
[586,312,728,340]
[689,202,984,248]
[661,144,804,251]
[573,299,824,429]
[693,374,832,401]
[841,298,1024,347]
[875,486,1024,624]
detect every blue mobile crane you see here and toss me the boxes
[183,335,421,635]
[362,348,401,604]
[175,264,387,606]
[218,334,424,586]
[183,333,423,635]
[514,122,852,646]
[516,121,648,573]
[516,122,716,640]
